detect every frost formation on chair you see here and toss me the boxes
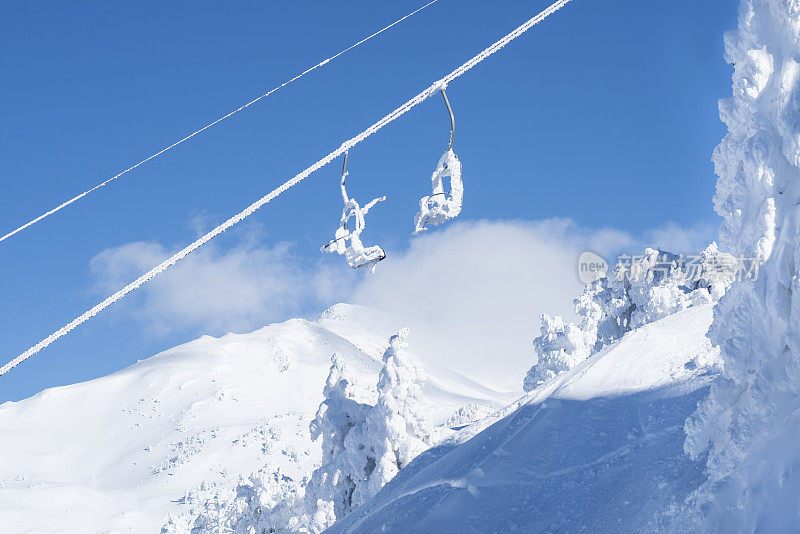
[322,154,386,272]
[413,149,463,235]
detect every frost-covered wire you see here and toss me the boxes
[1,0,574,377]
[0,0,441,246]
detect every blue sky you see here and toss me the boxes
[0,0,737,401]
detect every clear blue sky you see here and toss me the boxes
[0,0,737,401]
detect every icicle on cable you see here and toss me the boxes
[0,0,441,246]
[0,0,574,377]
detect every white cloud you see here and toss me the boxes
[89,231,352,337]
[349,218,718,389]
[88,217,716,388]
[642,221,717,255]
[350,220,603,389]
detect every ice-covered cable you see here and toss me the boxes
[0,0,441,246]
[0,0,573,377]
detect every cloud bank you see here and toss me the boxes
[89,230,352,337]
[89,218,715,387]
[350,219,714,387]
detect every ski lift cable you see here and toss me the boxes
[0,0,442,247]
[0,0,574,377]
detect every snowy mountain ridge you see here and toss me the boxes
[0,296,725,533]
[0,304,511,533]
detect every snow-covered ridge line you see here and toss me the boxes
[0,304,508,533]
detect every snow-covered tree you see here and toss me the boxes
[304,354,370,530]
[683,0,800,528]
[523,315,592,391]
[161,467,307,534]
[524,246,736,391]
[352,328,430,504]
[305,329,430,532]
[445,403,494,428]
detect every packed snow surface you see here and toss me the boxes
[0,304,510,533]
[329,305,720,533]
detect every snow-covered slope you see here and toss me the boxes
[0,301,726,532]
[328,304,720,533]
[0,304,510,533]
